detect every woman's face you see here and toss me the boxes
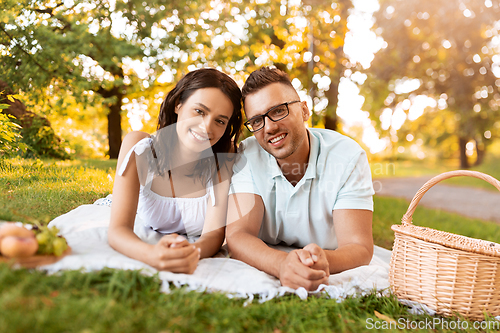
[175,87,234,154]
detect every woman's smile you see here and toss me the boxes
[189,128,209,142]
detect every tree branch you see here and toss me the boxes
[0,24,52,75]
[30,2,65,16]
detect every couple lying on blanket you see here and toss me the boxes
[109,67,374,292]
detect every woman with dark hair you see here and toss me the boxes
[108,68,242,273]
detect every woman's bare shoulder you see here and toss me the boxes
[123,131,150,145]
[117,131,151,161]
[121,131,150,150]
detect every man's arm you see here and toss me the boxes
[304,209,373,274]
[226,193,329,290]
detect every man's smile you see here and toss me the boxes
[269,133,287,145]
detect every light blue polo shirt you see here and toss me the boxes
[229,128,374,250]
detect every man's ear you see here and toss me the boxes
[301,101,310,122]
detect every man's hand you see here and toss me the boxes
[299,243,330,276]
[279,249,329,291]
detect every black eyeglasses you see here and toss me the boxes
[244,100,301,132]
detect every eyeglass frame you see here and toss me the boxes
[244,100,301,133]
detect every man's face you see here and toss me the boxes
[244,82,310,162]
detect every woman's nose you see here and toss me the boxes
[201,117,212,134]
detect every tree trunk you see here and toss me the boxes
[0,80,52,129]
[107,98,122,159]
[324,115,338,131]
[324,79,339,131]
[307,20,316,125]
[458,136,470,169]
[98,86,123,159]
[321,0,350,132]
[474,138,486,166]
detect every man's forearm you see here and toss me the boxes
[324,243,373,274]
[227,231,287,278]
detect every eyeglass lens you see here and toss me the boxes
[247,103,289,132]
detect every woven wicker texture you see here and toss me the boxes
[390,170,500,321]
[391,225,500,258]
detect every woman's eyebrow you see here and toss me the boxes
[195,103,229,120]
[195,102,211,112]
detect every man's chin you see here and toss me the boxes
[264,145,293,161]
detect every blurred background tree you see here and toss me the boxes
[1,0,353,158]
[223,0,352,130]
[1,0,499,167]
[1,0,144,158]
[362,0,500,168]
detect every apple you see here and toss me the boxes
[0,223,35,240]
[0,236,39,258]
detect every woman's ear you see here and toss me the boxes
[175,103,181,114]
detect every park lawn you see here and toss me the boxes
[2,157,500,332]
[371,154,500,192]
[369,158,456,178]
[0,158,116,222]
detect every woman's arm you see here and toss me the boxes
[194,161,233,258]
[108,131,199,273]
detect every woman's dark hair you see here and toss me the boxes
[241,66,294,102]
[153,68,242,184]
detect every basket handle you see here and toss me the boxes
[401,170,500,225]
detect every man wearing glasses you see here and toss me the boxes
[226,67,374,291]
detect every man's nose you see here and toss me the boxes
[263,116,279,133]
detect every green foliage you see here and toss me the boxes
[0,113,23,157]
[13,114,71,160]
[1,0,354,158]
[0,95,28,158]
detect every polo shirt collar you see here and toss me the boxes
[304,128,318,180]
[269,155,282,178]
[268,128,319,180]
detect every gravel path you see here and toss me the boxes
[374,176,500,223]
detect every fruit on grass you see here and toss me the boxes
[0,223,36,256]
[0,223,35,241]
[35,225,68,256]
[0,236,39,258]
[0,222,69,257]
[52,237,67,256]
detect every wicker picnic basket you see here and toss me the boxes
[389,170,500,321]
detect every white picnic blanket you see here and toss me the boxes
[42,204,391,303]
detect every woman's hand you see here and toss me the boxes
[148,234,200,274]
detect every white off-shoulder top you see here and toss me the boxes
[117,137,215,238]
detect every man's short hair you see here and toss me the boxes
[242,66,295,101]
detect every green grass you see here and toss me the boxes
[371,155,500,192]
[372,196,500,250]
[2,157,500,332]
[443,154,500,191]
[0,157,116,222]
[370,158,456,178]
[0,265,445,333]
